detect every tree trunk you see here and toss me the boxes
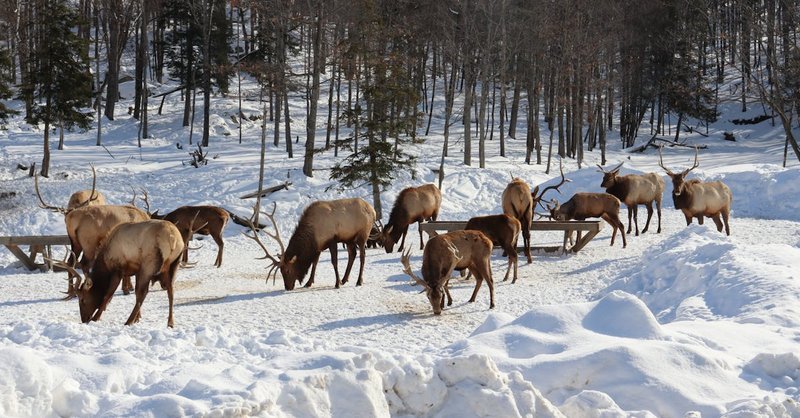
[303,5,323,177]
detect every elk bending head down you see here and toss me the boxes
[247,199,377,291]
[659,147,732,235]
[598,162,665,236]
[465,214,521,283]
[149,201,230,267]
[548,193,627,248]
[400,230,494,315]
[51,220,187,328]
[381,184,442,253]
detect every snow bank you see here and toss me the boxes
[0,321,564,417]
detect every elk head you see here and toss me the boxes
[35,165,101,214]
[659,146,699,197]
[597,162,625,188]
[531,159,568,210]
[244,203,292,289]
[400,242,461,315]
[47,255,101,323]
[546,199,565,221]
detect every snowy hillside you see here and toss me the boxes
[0,73,799,418]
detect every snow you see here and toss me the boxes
[0,74,799,417]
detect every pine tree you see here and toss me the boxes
[25,0,92,177]
[0,47,17,123]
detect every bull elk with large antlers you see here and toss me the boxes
[247,198,377,290]
[51,220,187,328]
[659,147,732,235]
[548,193,627,248]
[381,184,442,253]
[34,166,106,213]
[598,162,665,235]
[400,230,495,315]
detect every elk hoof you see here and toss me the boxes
[304,281,313,288]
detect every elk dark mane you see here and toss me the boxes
[283,222,319,282]
[386,193,412,232]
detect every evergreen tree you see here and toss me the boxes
[24,0,92,177]
[0,47,17,123]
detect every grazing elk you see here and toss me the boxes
[247,199,377,290]
[381,184,442,253]
[51,220,186,328]
[465,214,521,283]
[502,164,566,263]
[151,204,229,267]
[598,162,665,236]
[400,230,495,315]
[659,147,732,235]
[548,193,627,248]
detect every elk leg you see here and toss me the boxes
[722,209,731,236]
[122,276,133,295]
[304,254,321,288]
[92,274,123,322]
[444,279,452,306]
[341,242,357,286]
[509,243,519,284]
[522,228,532,263]
[398,229,408,252]
[642,203,654,234]
[485,263,495,309]
[696,215,704,225]
[626,205,634,234]
[213,233,224,268]
[656,199,662,233]
[417,221,425,249]
[356,241,367,286]
[683,211,693,226]
[330,243,341,288]
[468,275,483,303]
[711,214,723,232]
[125,275,151,326]
[632,205,640,236]
[164,257,180,328]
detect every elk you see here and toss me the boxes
[150,205,229,267]
[659,147,732,235]
[400,230,494,315]
[64,205,151,296]
[247,198,377,290]
[598,162,665,236]
[34,166,106,214]
[51,220,186,328]
[548,193,627,248]
[381,184,442,253]
[465,214,521,283]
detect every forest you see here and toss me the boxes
[0,0,798,207]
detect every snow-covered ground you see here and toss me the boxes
[1,74,799,417]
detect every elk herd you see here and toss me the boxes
[28,147,732,326]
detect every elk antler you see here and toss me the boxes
[444,240,463,278]
[400,248,429,288]
[682,146,700,175]
[138,188,152,214]
[658,145,676,175]
[596,161,624,173]
[45,251,89,290]
[243,202,284,284]
[73,165,100,209]
[180,211,209,267]
[34,173,67,213]
[369,220,383,241]
[534,159,569,209]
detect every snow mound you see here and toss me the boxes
[0,348,54,417]
[607,225,800,326]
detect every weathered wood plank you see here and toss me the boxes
[4,244,38,270]
[0,235,71,246]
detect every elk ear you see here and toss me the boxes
[531,186,539,198]
[83,278,93,290]
[384,225,393,235]
[288,255,297,264]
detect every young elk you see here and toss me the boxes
[401,230,494,315]
[151,205,229,267]
[659,147,732,235]
[382,184,442,253]
[465,214,521,283]
[247,199,376,290]
[51,220,186,328]
[598,162,665,235]
[548,193,627,248]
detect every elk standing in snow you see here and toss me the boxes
[465,214,521,283]
[401,230,495,315]
[381,184,442,253]
[548,193,627,248]
[659,147,732,235]
[150,204,229,267]
[247,199,377,290]
[51,220,188,328]
[598,162,665,235]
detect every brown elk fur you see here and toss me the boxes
[67,190,106,210]
[549,193,627,248]
[152,206,229,267]
[659,148,732,235]
[599,163,665,236]
[465,214,521,283]
[402,230,494,315]
[65,205,150,296]
[382,184,442,253]
[58,220,184,328]
[253,198,377,291]
[502,179,533,263]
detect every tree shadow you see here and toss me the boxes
[0,296,62,308]
[316,311,424,331]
